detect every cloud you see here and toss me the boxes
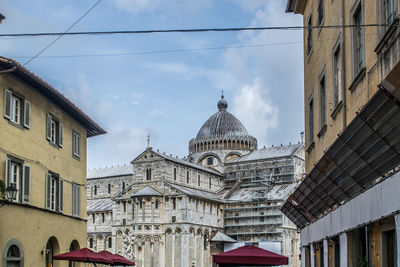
[232,79,278,143]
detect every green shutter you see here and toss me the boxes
[23,165,30,203]
[59,123,63,147]
[45,174,51,209]
[46,115,52,140]
[59,179,63,212]
[4,89,11,119]
[24,100,30,128]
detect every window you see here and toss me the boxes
[307,14,313,55]
[46,114,63,147]
[122,182,125,191]
[332,44,342,108]
[209,177,211,189]
[146,169,151,180]
[102,213,105,223]
[259,212,264,222]
[122,219,126,225]
[5,157,30,203]
[108,183,111,194]
[173,198,176,209]
[3,240,24,267]
[139,200,143,209]
[89,238,93,248]
[94,185,97,195]
[92,214,95,223]
[308,97,314,144]
[45,172,63,212]
[317,0,324,25]
[383,0,396,29]
[72,183,80,217]
[108,237,112,249]
[186,171,190,183]
[174,167,177,180]
[3,89,30,128]
[155,200,159,209]
[72,131,81,158]
[352,4,364,75]
[207,157,213,165]
[123,202,126,212]
[172,216,176,223]
[319,75,326,129]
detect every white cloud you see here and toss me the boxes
[232,79,278,143]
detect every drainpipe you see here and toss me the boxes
[341,0,347,129]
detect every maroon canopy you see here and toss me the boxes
[213,245,288,266]
[53,248,113,264]
[98,250,135,266]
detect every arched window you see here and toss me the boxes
[122,182,126,191]
[2,240,24,267]
[69,240,80,267]
[108,183,111,194]
[155,200,159,209]
[146,169,152,180]
[107,237,112,249]
[45,237,59,267]
[89,238,93,248]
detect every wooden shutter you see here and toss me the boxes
[4,89,11,119]
[59,123,63,147]
[24,100,31,128]
[23,165,30,203]
[5,158,11,186]
[58,179,63,212]
[75,185,80,216]
[46,115,52,140]
[45,174,51,209]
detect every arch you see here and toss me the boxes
[175,228,182,234]
[189,227,195,234]
[69,240,80,267]
[165,228,172,234]
[144,236,152,242]
[197,152,222,165]
[197,228,203,235]
[116,230,122,236]
[45,237,60,267]
[153,235,162,242]
[2,239,24,267]
[224,152,243,163]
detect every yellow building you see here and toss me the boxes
[284,0,400,266]
[0,57,105,267]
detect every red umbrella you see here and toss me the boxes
[53,248,113,266]
[213,245,288,266]
[98,250,135,266]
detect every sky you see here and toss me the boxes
[1,0,304,169]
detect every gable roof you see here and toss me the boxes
[131,186,162,197]
[0,57,106,137]
[87,198,113,212]
[88,165,132,179]
[168,183,223,202]
[210,231,236,243]
[228,143,303,163]
[132,148,222,177]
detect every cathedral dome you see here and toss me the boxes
[196,96,248,138]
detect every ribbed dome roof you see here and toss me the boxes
[196,95,249,138]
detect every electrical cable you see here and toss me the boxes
[0,24,390,39]
[23,0,102,65]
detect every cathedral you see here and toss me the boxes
[86,95,304,267]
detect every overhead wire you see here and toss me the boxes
[23,0,102,65]
[0,23,390,39]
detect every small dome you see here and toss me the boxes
[196,96,249,139]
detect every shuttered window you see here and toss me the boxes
[72,131,81,158]
[46,114,63,147]
[72,183,80,217]
[45,172,63,212]
[5,157,30,203]
[3,89,30,128]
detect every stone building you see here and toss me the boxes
[284,0,400,266]
[87,95,304,267]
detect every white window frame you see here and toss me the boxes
[45,173,63,212]
[46,114,63,147]
[5,157,30,204]
[351,1,365,76]
[11,96,20,124]
[3,89,30,128]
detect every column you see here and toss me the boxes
[310,244,315,267]
[395,214,400,267]
[339,232,348,267]
[301,247,306,267]
[323,239,328,267]
[181,231,190,267]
